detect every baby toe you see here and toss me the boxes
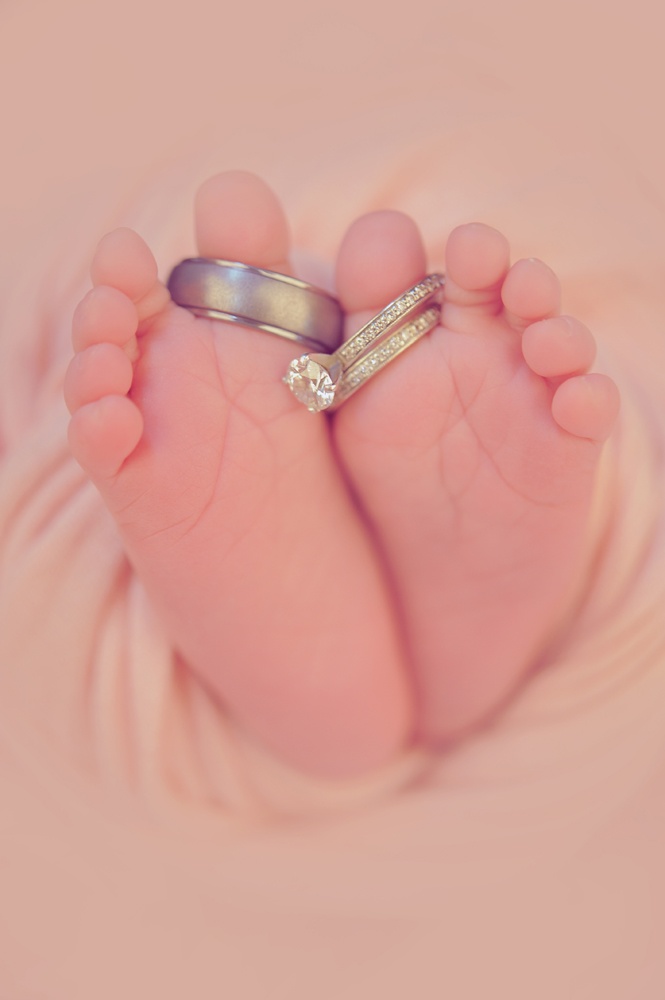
[335,210,427,315]
[64,343,134,413]
[68,395,143,480]
[72,285,138,354]
[189,170,305,382]
[91,228,170,323]
[332,210,431,433]
[551,373,621,442]
[195,170,291,272]
[442,223,510,324]
[522,315,597,378]
[502,257,561,330]
[91,228,158,298]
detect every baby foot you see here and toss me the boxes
[65,172,413,778]
[333,214,620,744]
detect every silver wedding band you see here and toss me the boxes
[167,258,343,352]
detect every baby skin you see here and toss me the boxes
[65,171,620,779]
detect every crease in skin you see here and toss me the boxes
[135,503,219,546]
[436,365,544,508]
[441,286,506,318]
[111,483,153,518]
[464,370,599,508]
[113,470,222,545]
[135,283,172,325]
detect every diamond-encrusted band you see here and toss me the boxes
[333,306,440,407]
[336,274,444,367]
[284,274,444,412]
[167,258,344,352]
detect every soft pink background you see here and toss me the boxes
[1,1,665,997]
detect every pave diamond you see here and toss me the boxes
[335,305,440,404]
[284,355,337,412]
[338,273,444,364]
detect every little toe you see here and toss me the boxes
[441,223,510,330]
[522,315,597,378]
[552,373,621,441]
[195,170,291,273]
[335,210,427,314]
[91,228,171,324]
[502,257,561,330]
[64,343,134,413]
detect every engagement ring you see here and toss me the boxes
[284,274,444,412]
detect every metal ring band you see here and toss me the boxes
[331,305,441,409]
[284,274,444,412]
[336,274,444,368]
[167,258,344,352]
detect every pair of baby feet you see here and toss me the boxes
[65,171,620,779]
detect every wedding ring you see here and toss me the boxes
[167,258,344,352]
[333,306,440,407]
[284,274,444,412]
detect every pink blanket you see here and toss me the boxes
[2,1,665,996]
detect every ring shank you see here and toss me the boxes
[168,258,343,352]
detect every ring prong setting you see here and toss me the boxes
[283,353,342,412]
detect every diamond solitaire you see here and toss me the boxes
[283,355,341,412]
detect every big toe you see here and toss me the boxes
[195,170,291,272]
[335,210,427,315]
